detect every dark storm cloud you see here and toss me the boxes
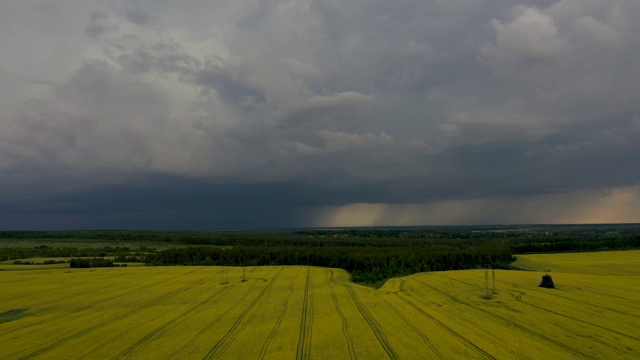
[0,176,324,230]
[85,11,117,39]
[2,0,640,228]
[193,63,266,105]
[110,40,201,75]
[122,8,155,25]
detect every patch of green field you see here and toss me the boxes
[0,257,74,264]
[0,263,70,271]
[1,252,639,359]
[0,309,28,324]
[513,250,640,275]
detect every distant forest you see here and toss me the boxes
[1,224,639,285]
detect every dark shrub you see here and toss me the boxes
[539,274,555,289]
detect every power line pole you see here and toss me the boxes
[492,268,496,294]
[242,262,247,282]
[220,265,229,284]
[483,270,492,299]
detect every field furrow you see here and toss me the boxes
[395,291,496,360]
[16,275,210,360]
[296,268,313,360]
[399,281,538,360]
[414,276,602,360]
[2,276,170,336]
[330,291,356,360]
[377,293,444,359]
[164,277,262,360]
[438,272,640,350]
[114,285,232,359]
[202,267,284,360]
[345,286,399,360]
[257,299,289,360]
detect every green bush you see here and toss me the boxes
[539,274,555,289]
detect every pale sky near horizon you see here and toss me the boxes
[1,0,640,230]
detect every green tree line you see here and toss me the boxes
[2,226,639,284]
[145,241,515,283]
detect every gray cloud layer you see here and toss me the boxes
[1,0,639,229]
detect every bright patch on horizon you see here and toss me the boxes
[313,185,640,227]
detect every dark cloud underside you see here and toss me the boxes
[1,0,640,229]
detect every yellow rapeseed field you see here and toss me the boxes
[1,250,639,359]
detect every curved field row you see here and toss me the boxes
[4,275,170,335]
[113,285,232,359]
[345,286,399,360]
[0,268,144,305]
[164,279,262,359]
[398,281,538,360]
[394,289,496,360]
[85,283,222,358]
[257,299,288,360]
[412,277,600,360]
[330,292,356,360]
[255,269,301,359]
[374,292,444,360]
[438,271,640,342]
[203,268,285,360]
[15,275,211,360]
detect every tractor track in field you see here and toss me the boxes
[506,280,640,319]
[330,289,356,360]
[87,282,217,356]
[325,268,356,359]
[257,299,289,360]
[17,276,210,360]
[395,290,495,360]
[1,284,96,304]
[345,286,399,360]
[586,264,640,275]
[418,276,600,360]
[0,289,47,304]
[575,289,640,305]
[443,275,640,343]
[296,269,314,360]
[519,297,640,343]
[507,289,526,302]
[507,284,640,321]
[375,293,444,360]
[5,276,171,335]
[202,268,284,360]
[402,281,537,360]
[289,268,300,295]
[330,269,338,283]
[112,285,232,359]
[540,315,640,356]
[165,279,260,360]
[398,280,503,359]
[325,269,334,286]
[325,269,355,359]
[258,269,299,359]
[0,274,143,307]
[391,279,407,294]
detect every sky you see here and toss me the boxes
[1,0,640,230]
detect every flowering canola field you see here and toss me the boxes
[1,250,639,359]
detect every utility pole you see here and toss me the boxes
[492,268,496,294]
[484,270,491,299]
[220,266,229,284]
[242,263,247,282]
